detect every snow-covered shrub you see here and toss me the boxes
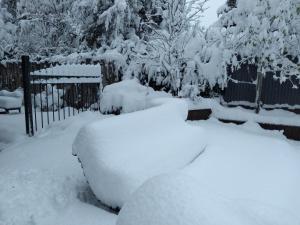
[100,79,170,114]
[73,98,206,208]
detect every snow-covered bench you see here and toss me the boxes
[0,90,23,113]
[73,98,206,209]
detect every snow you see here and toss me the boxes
[0,89,23,109]
[100,79,170,114]
[73,98,206,208]
[0,96,22,109]
[1,89,300,225]
[117,118,300,225]
[31,64,101,77]
[32,85,64,110]
[0,112,117,225]
[117,173,242,225]
[0,112,26,151]
[0,89,23,98]
[31,77,101,84]
[186,119,300,220]
[189,97,300,126]
[117,173,298,225]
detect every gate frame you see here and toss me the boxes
[22,55,34,136]
[22,55,102,136]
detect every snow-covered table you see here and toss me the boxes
[0,90,23,113]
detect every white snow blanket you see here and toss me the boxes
[117,173,298,225]
[100,79,170,114]
[0,89,23,109]
[117,120,300,225]
[117,173,240,225]
[73,98,206,208]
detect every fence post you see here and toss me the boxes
[22,55,34,136]
[255,72,263,114]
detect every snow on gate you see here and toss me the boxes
[22,56,102,136]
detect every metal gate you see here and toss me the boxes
[22,55,102,136]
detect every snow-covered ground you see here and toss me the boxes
[0,96,300,225]
[0,112,117,225]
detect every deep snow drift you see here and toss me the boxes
[73,98,206,208]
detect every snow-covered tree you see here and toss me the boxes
[218,0,300,110]
[0,0,16,60]
[70,0,139,50]
[126,0,208,96]
[16,0,77,58]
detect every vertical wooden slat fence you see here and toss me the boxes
[223,64,300,112]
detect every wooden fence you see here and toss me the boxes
[0,59,120,91]
[0,62,23,91]
[223,63,300,112]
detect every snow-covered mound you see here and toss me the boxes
[186,120,300,221]
[117,173,235,225]
[73,98,206,208]
[100,79,170,114]
[117,173,298,225]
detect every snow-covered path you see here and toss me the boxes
[0,112,117,225]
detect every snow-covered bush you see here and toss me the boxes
[73,98,206,208]
[100,79,170,114]
[126,0,212,97]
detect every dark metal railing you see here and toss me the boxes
[22,55,101,136]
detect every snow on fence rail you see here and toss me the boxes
[22,56,102,136]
